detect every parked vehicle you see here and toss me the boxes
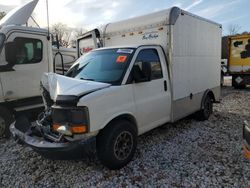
[10,6,222,169]
[0,0,77,137]
[227,34,250,88]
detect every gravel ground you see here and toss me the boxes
[0,86,250,187]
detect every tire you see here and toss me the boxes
[96,120,137,170]
[196,95,213,121]
[0,106,13,138]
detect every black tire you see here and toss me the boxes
[196,95,213,121]
[0,106,13,138]
[96,120,137,170]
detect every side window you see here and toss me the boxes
[134,49,163,80]
[14,37,43,64]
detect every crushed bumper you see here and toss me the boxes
[243,123,250,159]
[10,118,96,160]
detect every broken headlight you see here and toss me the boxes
[52,106,89,135]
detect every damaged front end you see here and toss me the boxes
[10,97,96,159]
[9,73,101,159]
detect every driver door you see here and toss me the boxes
[0,32,48,101]
[131,46,171,133]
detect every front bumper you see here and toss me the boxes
[243,124,250,159]
[10,118,96,160]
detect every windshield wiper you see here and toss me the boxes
[80,78,95,81]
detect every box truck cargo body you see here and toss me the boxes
[77,7,222,121]
[11,7,222,169]
[228,34,250,88]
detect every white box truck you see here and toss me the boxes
[0,0,77,137]
[11,7,222,169]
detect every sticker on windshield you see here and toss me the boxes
[117,49,133,54]
[116,55,127,63]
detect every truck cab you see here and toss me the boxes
[0,26,52,102]
[0,0,76,137]
[0,24,53,137]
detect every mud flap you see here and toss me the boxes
[14,116,31,133]
[10,116,32,142]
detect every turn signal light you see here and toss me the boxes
[243,145,250,159]
[53,124,60,131]
[70,125,87,134]
[53,124,87,134]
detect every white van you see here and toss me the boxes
[11,7,221,169]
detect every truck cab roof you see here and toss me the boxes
[0,25,48,36]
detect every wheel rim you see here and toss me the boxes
[0,116,6,136]
[114,131,133,161]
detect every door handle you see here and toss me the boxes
[164,80,167,91]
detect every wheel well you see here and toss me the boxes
[201,90,215,109]
[104,114,138,135]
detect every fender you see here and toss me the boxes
[100,112,138,134]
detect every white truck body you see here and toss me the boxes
[0,0,77,137]
[11,7,221,169]
[77,7,221,124]
[0,1,77,104]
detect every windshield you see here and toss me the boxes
[66,48,135,85]
[0,33,5,53]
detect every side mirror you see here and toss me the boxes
[55,34,60,49]
[132,62,152,83]
[5,42,17,67]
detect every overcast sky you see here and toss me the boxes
[0,0,249,35]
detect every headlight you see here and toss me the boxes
[52,106,89,134]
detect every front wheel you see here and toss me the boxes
[0,107,13,138]
[196,95,213,121]
[96,120,137,170]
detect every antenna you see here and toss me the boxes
[46,0,50,40]
[30,16,40,28]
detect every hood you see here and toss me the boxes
[0,0,39,27]
[41,73,111,101]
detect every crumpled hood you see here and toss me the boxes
[41,73,111,101]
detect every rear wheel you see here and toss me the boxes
[196,95,213,121]
[0,107,13,138]
[96,120,137,170]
